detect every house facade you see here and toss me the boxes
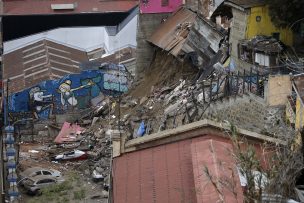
[140,0,184,13]
[225,0,293,72]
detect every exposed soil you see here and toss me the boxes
[129,51,196,99]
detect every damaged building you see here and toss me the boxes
[136,0,225,76]
[147,7,229,80]
[238,35,285,74]
[2,0,304,203]
[224,0,293,72]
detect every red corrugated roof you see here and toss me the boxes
[3,0,138,15]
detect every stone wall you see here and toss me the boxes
[229,8,251,72]
[202,93,294,138]
[135,13,169,77]
[266,75,292,106]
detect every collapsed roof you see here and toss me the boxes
[239,35,284,54]
[147,7,228,80]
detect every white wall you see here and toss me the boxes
[4,14,138,55]
[108,14,138,53]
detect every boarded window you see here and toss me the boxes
[161,0,169,7]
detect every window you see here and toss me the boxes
[161,0,169,7]
[272,33,280,41]
[37,179,55,184]
[33,171,42,176]
[238,43,253,63]
[51,4,76,10]
[256,16,261,22]
[43,171,52,176]
[255,53,270,66]
[36,180,44,184]
[45,179,55,183]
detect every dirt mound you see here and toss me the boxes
[129,50,197,99]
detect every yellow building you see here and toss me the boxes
[291,76,304,130]
[225,0,294,72]
[246,6,293,46]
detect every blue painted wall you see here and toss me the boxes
[8,69,128,119]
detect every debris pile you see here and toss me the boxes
[93,64,293,140]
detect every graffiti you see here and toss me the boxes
[104,73,128,92]
[8,67,128,120]
[29,86,53,119]
[102,64,129,92]
[58,79,94,107]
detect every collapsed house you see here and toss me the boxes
[238,36,284,73]
[148,7,229,80]
[223,0,293,72]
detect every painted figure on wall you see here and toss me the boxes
[29,87,53,119]
[9,69,129,120]
[57,79,94,107]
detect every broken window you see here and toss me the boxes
[268,55,278,67]
[238,43,252,63]
[272,32,280,41]
[161,0,169,7]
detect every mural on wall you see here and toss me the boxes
[29,86,54,119]
[58,79,94,108]
[8,66,129,120]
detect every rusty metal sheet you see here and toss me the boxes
[190,16,224,53]
[147,7,197,56]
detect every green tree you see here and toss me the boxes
[267,0,304,29]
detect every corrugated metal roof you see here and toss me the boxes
[147,7,197,57]
[3,0,138,15]
[148,7,226,69]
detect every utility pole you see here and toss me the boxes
[1,129,4,203]
[0,0,4,198]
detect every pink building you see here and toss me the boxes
[140,0,184,13]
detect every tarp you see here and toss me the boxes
[54,122,84,144]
